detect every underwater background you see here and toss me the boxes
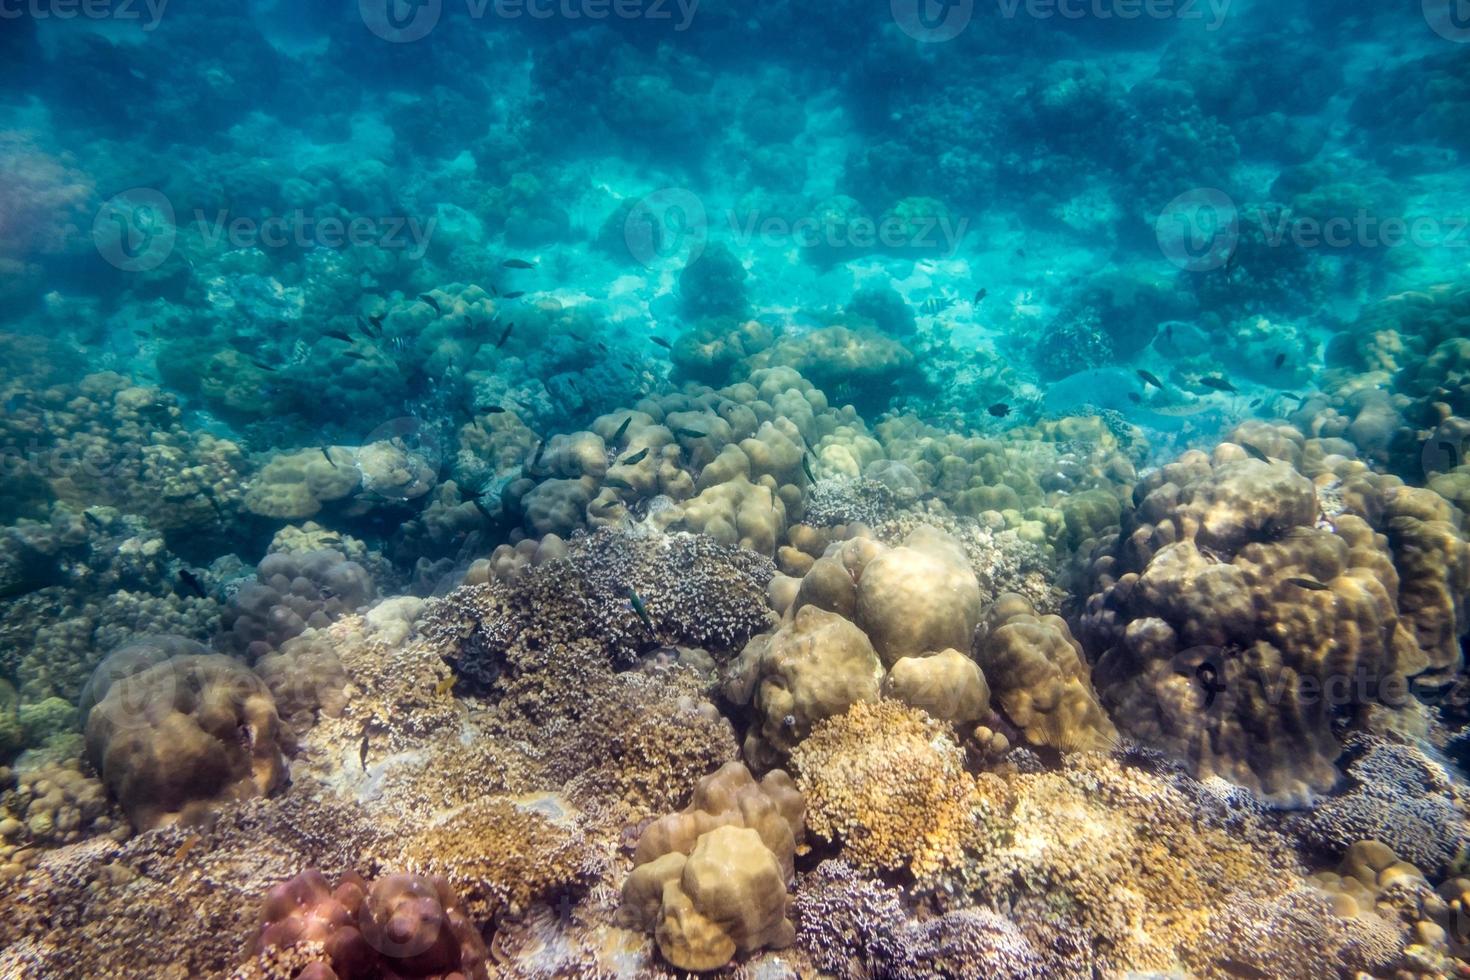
[3,0,1470,976]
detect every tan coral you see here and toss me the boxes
[620,762,803,973]
[977,594,1117,752]
[723,605,884,767]
[791,700,1002,886]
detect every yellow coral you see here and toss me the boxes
[791,700,1000,885]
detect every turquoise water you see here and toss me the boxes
[2,2,1470,977]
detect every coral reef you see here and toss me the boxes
[1079,433,1470,803]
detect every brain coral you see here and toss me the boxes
[620,761,804,972]
[83,653,291,830]
[1078,437,1467,803]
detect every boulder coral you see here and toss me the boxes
[247,869,489,980]
[977,593,1118,753]
[83,654,291,830]
[619,761,803,972]
[1079,433,1470,803]
[723,604,884,768]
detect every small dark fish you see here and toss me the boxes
[502,259,536,269]
[495,323,514,349]
[1273,352,1286,369]
[1238,442,1271,463]
[1127,392,1142,404]
[419,293,441,315]
[988,402,1010,418]
[343,351,369,361]
[1137,369,1164,389]
[132,329,150,338]
[83,511,104,529]
[802,453,816,485]
[1285,576,1332,592]
[357,316,380,339]
[627,587,654,634]
[500,291,527,300]
[482,405,507,415]
[251,360,278,372]
[532,439,547,467]
[321,447,338,468]
[359,728,371,771]
[178,569,207,599]
[1163,324,1174,342]
[673,428,706,439]
[604,476,633,490]
[324,330,354,344]
[650,336,673,350]
[471,499,494,522]
[369,313,385,330]
[1199,375,1237,393]
[612,416,633,443]
[1015,248,1026,258]
[619,447,650,466]
[974,288,987,303]
[1249,398,1264,408]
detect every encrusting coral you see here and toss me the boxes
[791,700,1004,887]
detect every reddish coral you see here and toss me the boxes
[247,869,489,980]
